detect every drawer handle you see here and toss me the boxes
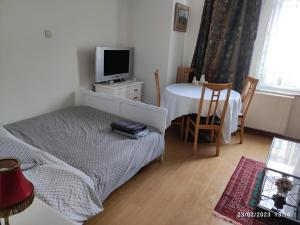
[134,89,138,92]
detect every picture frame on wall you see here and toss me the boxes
[174,3,189,32]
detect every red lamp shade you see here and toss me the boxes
[0,158,34,218]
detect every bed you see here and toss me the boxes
[0,91,167,224]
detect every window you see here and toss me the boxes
[250,0,300,94]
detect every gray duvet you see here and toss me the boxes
[5,106,164,202]
[0,130,102,225]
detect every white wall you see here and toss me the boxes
[245,93,300,140]
[286,97,300,139]
[127,0,191,105]
[166,0,190,85]
[0,0,195,123]
[245,92,294,134]
[0,0,128,125]
[127,0,174,105]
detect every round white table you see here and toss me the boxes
[161,83,242,144]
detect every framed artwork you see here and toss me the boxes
[174,3,189,32]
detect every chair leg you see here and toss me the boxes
[210,129,215,143]
[216,131,222,157]
[184,118,190,143]
[160,153,164,162]
[193,129,199,155]
[180,116,185,140]
[240,118,245,144]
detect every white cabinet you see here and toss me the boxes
[94,80,143,101]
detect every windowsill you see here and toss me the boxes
[256,88,300,97]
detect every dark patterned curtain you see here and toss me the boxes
[191,0,262,92]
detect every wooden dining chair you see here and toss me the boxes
[172,67,194,139]
[154,69,161,107]
[154,67,194,107]
[154,69,186,139]
[239,76,259,144]
[184,83,232,156]
[176,67,194,83]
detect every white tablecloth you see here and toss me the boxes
[161,83,242,144]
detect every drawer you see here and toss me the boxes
[129,85,141,94]
[95,87,119,96]
[118,88,129,97]
[128,93,141,101]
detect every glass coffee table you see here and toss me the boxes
[258,138,300,223]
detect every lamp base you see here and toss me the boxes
[4,217,9,225]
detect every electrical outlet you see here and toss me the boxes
[45,30,53,38]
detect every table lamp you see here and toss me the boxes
[0,158,34,225]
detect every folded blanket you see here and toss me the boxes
[111,120,147,135]
[113,128,150,139]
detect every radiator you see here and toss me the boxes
[245,91,295,135]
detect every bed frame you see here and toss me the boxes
[77,90,168,135]
[78,90,167,161]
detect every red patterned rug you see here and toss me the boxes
[213,156,295,225]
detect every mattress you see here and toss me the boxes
[5,106,164,202]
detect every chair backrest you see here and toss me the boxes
[196,83,232,129]
[176,67,194,83]
[154,69,161,107]
[240,76,259,116]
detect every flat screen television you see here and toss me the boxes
[95,47,134,83]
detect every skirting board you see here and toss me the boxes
[244,127,300,143]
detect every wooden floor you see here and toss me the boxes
[86,129,272,225]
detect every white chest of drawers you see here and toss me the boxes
[94,80,143,101]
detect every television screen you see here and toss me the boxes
[104,50,130,76]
